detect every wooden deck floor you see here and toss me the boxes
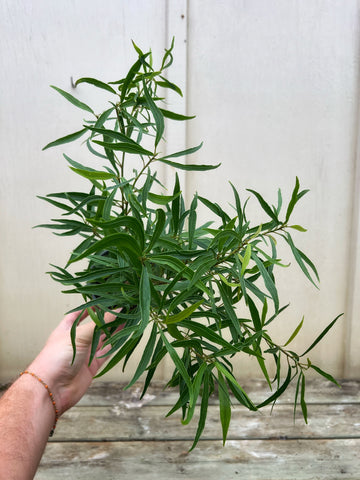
[27,379,360,479]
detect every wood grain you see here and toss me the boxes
[35,439,360,480]
[77,378,360,406]
[53,403,360,442]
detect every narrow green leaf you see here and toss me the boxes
[36,195,73,213]
[126,323,157,389]
[89,215,145,250]
[88,325,102,366]
[181,320,238,351]
[139,265,151,333]
[92,140,153,156]
[158,158,220,171]
[300,314,343,356]
[159,142,203,160]
[256,364,292,408]
[87,307,103,328]
[75,77,117,94]
[218,274,241,288]
[214,361,257,411]
[146,208,166,252]
[217,370,231,445]
[289,225,307,232]
[140,338,164,399]
[157,76,183,96]
[94,107,115,128]
[198,197,230,223]
[310,364,341,387]
[171,173,181,235]
[70,167,115,180]
[86,139,107,159]
[247,296,262,332]
[284,233,319,288]
[70,309,86,364]
[297,247,320,282]
[103,325,141,350]
[149,256,210,296]
[181,363,207,425]
[226,375,257,411]
[166,388,190,418]
[241,244,252,275]
[230,182,243,228]
[261,299,268,327]
[247,189,278,222]
[251,251,279,312]
[147,191,181,205]
[50,85,94,114]
[64,153,99,173]
[120,53,150,101]
[167,323,184,341]
[142,79,164,147]
[285,177,300,222]
[283,316,304,346]
[188,194,197,249]
[67,232,142,267]
[217,281,241,337]
[293,372,302,420]
[42,128,87,150]
[95,336,139,377]
[159,108,195,121]
[86,126,140,145]
[161,37,175,70]
[165,300,204,324]
[131,39,144,56]
[256,353,272,389]
[159,328,194,407]
[276,188,283,215]
[300,373,308,424]
[189,369,210,451]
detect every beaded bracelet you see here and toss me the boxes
[19,370,59,437]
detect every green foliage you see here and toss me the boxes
[39,40,342,449]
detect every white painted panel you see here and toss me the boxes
[345,100,360,378]
[186,0,360,377]
[0,0,168,382]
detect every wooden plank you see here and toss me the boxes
[1,379,359,404]
[77,379,360,407]
[52,403,360,442]
[35,439,360,480]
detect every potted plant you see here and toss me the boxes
[38,40,342,450]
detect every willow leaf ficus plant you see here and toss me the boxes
[38,40,342,450]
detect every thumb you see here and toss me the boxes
[75,321,96,347]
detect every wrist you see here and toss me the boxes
[27,351,67,415]
[0,372,56,479]
[19,370,59,436]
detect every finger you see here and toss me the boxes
[76,308,123,349]
[98,308,124,338]
[75,321,96,346]
[61,309,89,331]
[103,308,122,324]
[93,343,113,370]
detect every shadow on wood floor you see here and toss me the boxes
[33,379,359,479]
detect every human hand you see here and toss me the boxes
[28,309,122,415]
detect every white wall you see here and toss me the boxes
[186,0,360,378]
[0,0,359,382]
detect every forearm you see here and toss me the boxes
[0,374,55,480]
